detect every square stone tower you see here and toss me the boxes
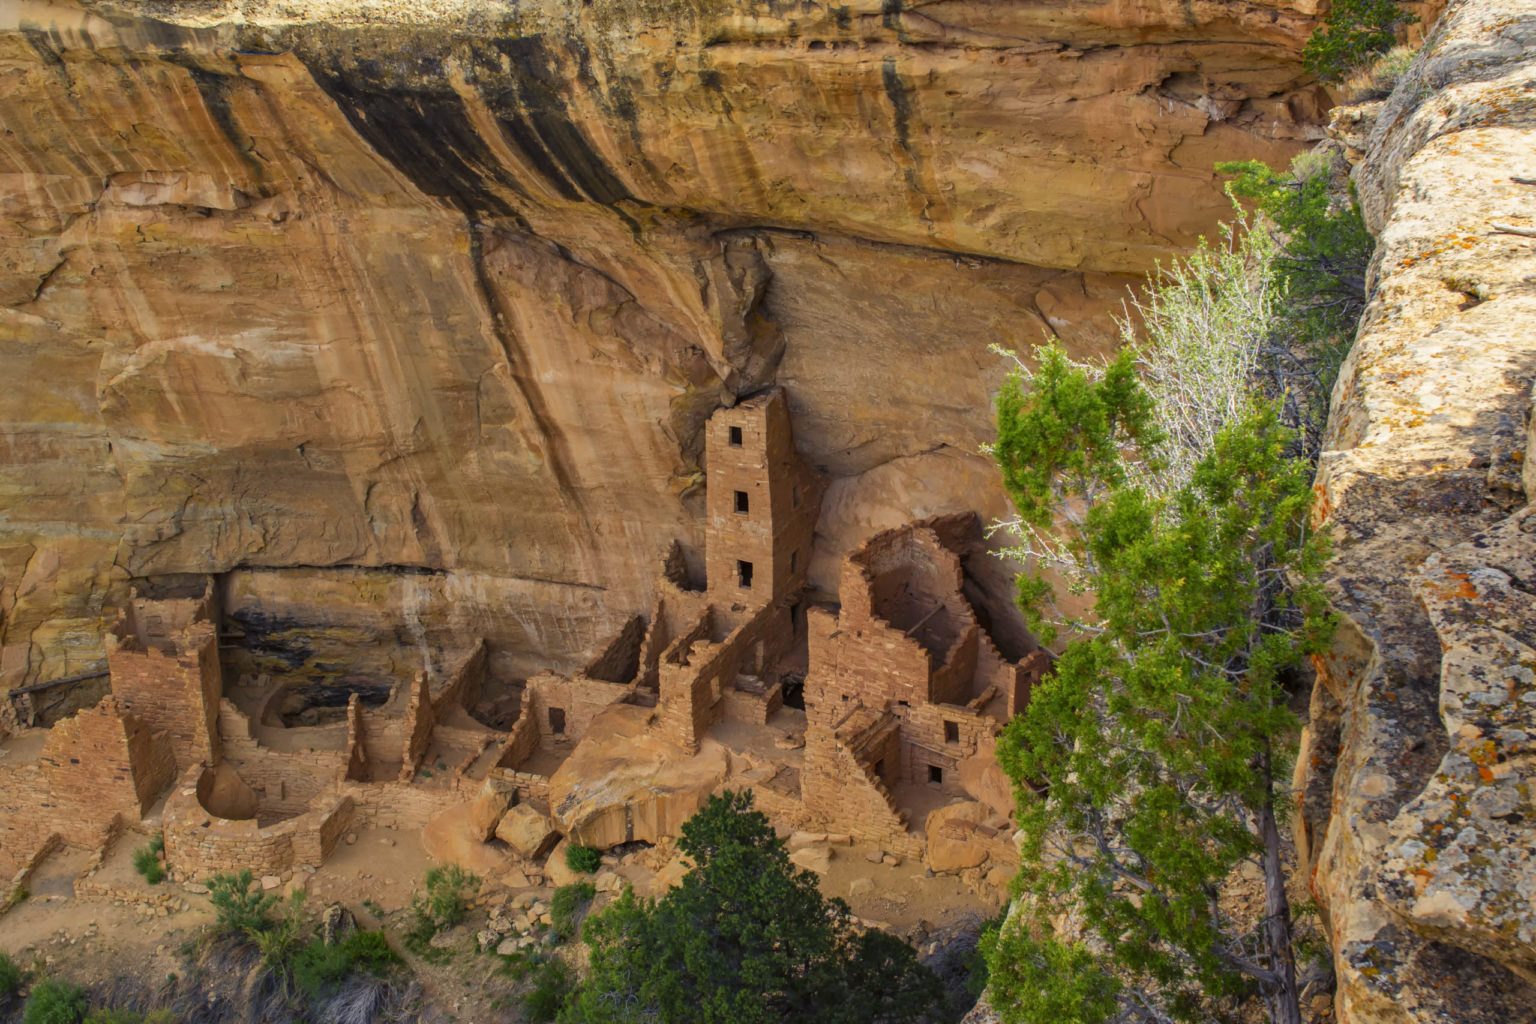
[703,389,818,612]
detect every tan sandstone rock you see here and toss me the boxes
[468,777,516,843]
[925,801,993,873]
[494,804,560,862]
[549,704,730,848]
[0,0,1321,698]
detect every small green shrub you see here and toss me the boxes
[23,979,86,1024]
[1303,0,1418,82]
[522,957,573,1023]
[83,1009,176,1024]
[250,892,309,971]
[564,844,602,875]
[293,929,399,999]
[405,865,479,952]
[131,833,165,886]
[549,882,596,940]
[207,870,279,936]
[0,951,22,1000]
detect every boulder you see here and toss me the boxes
[957,753,1014,821]
[549,705,730,847]
[789,845,832,874]
[495,804,560,861]
[469,776,517,842]
[924,801,992,873]
[544,839,584,889]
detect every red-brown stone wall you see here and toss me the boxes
[107,624,221,768]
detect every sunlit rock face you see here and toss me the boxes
[0,0,1323,689]
[1301,1,1536,1019]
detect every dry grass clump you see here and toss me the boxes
[1341,46,1416,102]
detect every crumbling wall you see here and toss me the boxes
[0,697,176,875]
[524,671,634,750]
[40,696,176,820]
[164,765,353,879]
[802,726,921,858]
[399,671,434,779]
[581,616,645,685]
[804,606,931,727]
[494,690,540,770]
[107,622,222,767]
[658,605,790,752]
[0,763,53,877]
[432,640,488,721]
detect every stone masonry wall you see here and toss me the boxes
[107,623,222,768]
[704,389,819,615]
[164,765,353,880]
[524,671,635,750]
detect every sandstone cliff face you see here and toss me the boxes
[0,0,1323,689]
[1302,1,1536,1019]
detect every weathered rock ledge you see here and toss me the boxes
[1302,0,1536,1019]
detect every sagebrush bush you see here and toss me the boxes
[131,833,165,885]
[23,979,87,1024]
[207,870,279,936]
[564,844,602,875]
[293,929,399,999]
[0,951,22,1000]
[405,865,479,951]
[550,882,596,940]
[523,957,573,1023]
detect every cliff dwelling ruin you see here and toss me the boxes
[0,388,1044,927]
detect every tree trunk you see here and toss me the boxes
[1258,751,1303,1024]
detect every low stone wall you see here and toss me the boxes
[163,766,353,880]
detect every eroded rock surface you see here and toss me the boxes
[548,703,731,845]
[1303,1,1536,1019]
[0,0,1324,691]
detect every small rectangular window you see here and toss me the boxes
[549,707,567,736]
[928,764,943,785]
[897,700,909,708]
[737,559,754,589]
[790,551,798,573]
[734,490,749,514]
[944,720,960,743]
[792,485,801,509]
[728,425,743,447]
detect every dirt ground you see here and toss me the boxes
[0,802,1000,1024]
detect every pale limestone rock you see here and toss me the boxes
[543,841,584,890]
[958,752,1015,821]
[495,804,560,862]
[1302,2,1536,1019]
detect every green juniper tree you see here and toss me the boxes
[986,341,1334,1024]
[562,790,945,1024]
[1302,0,1418,83]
